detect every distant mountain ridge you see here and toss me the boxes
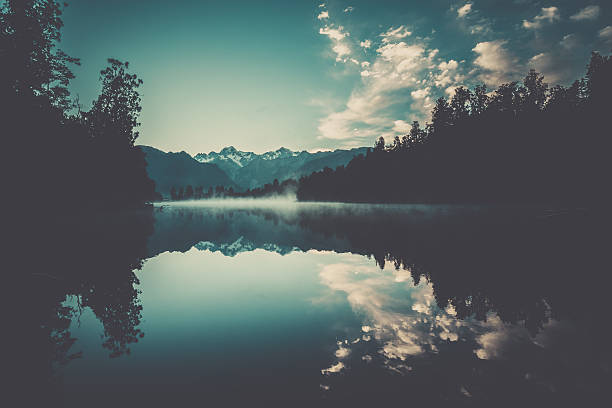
[139,146,238,198]
[194,146,369,190]
[194,146,299,167]
[140,145,369,197]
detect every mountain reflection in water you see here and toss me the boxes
[21,202,610,407]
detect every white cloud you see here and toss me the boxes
[453,3,492,36]
[316,13,468,145]
[319,25,353,62]
[317,10,329,20]
[360,39,372,49]
[435,59,460,87]
[319,26,347,41]
[317,39,433,142]
[570,5,600,21]
[335,346,351,358]
[321,361,345,375]
[528,52,559,82]
[457,3,472,18]
[344,6,354,13]
[380,25,412,43]
[527,37,587,85]
[392,120,412,134]
[377,42,424,68]
[522,6,560,30]
[410,87,430,100]
[599,26,612,43]
[445,85,465,96]
[317,259,469,372]
[474,315,533,360]
[472,40,519,86]
[333,43,351,60]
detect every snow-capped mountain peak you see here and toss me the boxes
[260,147,299,161]
[194,146,300,167]
[194,146,257,167]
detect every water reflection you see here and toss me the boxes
[19,209,154,405]
[20,202,610,406]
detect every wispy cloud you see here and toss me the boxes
[452,2,492,37]
[380,25,412,43]
[457,3,472,18]
[599,26,612,43]
[570,5,600,21]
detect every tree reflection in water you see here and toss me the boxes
[18,203,610,406]
[18,208,154,404]
[150,203,607,333]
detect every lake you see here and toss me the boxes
[22,201,610,407]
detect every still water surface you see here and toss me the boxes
[28,202,610,406]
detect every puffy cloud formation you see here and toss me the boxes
[472,40,519,86]
[316,10,464,144]
[311,252,577,381]
[522,7,560,30]
[317,39,439,143]
[312,2,604,148]
[318,259,466,373]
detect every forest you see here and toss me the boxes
[2,0,159,213]
[297,52,612,205]
[168,178,298,200]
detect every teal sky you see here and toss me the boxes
[60,0,611,154]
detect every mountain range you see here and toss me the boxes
[193,146,368,189]
[140,145,368,197]
[139,146,238,197]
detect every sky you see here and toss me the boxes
[59,0,612,154]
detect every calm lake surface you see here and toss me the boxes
[26,202,610,407]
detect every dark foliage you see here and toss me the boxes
[169,178,298,200]
[2,0,158,213]
[297,53,612,205]
[16,208,155,405]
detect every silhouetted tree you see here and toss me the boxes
[374,136,385,152]
[2,1,157,211]
[0,0,80,110]
[297,52,612,206]
[184,185,194,199]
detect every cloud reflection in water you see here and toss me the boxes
[316,253,563,386]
